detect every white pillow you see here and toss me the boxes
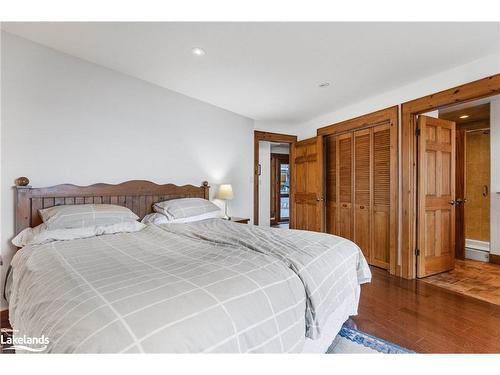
[153,198,219,220]
[142,210,222,225]
[39,204,139,230]
[12,221,145,247]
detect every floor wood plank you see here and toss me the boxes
[421,260,500,305]
[354,266,500,353]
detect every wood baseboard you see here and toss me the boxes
[490,253,500,265]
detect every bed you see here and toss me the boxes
[5,179,371,353]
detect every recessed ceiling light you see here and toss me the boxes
[459,115,469,119]
[191,47,206,56]
[318,82,330,88]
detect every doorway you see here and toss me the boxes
[440,101,491,263]
[401,74,500,280]
[254,131,297,226]
[416,94,499,279]
[270,150,290,227]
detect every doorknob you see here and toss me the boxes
[449,200,456,206]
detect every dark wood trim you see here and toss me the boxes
[15,179,210,235]
[455,128,466,260]
[254,131,297,225]
[270,153,290,225]
[490,254,500,265]
[317,106,399,137]
[401,74,500,279]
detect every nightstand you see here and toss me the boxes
[228,217,250,224]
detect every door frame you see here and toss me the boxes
[318,106,399,275]
[455,127,466,260]
[270,153,290,225]
[401,74,500,279]
[254,131,297,225]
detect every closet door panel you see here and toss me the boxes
[337,133,353,240]
[354,129,371,259]
[371,124,391,269]
[325,135,337,235]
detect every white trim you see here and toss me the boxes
[465,239,490,252]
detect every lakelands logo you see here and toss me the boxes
[1,328,49,352]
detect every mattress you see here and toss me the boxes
[6,219,370,353]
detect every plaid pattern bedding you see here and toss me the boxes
[159,219,371,339]
[8,221,370,353]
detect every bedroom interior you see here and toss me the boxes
[1,15,500,365]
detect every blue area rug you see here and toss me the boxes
[326,324,414,354]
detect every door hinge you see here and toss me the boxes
[415,128,421,136]
[415,248,420,257]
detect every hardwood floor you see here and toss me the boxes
[354,266,500,353]
[421,260,500,305]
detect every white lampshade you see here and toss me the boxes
[217,184,234,200]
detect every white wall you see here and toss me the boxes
[0,32,254,309]
[491,97,500,256]
[254,120,298,136]
[270,144,290,155]
[258,141,271,227]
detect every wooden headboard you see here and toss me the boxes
[15,178,210,235]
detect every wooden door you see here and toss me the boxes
[353,129,371,259]
[290,136,325,232]
[417,115,456,277]
[337,133,354,240]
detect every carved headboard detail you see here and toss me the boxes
[15,179,210,235]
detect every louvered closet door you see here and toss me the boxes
[325,135,337,235]
[337,133,353,240]
[354,129,371,259]
[371,124,391,269]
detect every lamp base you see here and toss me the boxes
[222,200,230,220]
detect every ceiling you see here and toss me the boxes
[3,22,500,123]
[440,102,490,127]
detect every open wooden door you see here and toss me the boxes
[417,115,456,277]
[290,136,324,232]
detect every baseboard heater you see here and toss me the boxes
[465,239,490,262]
